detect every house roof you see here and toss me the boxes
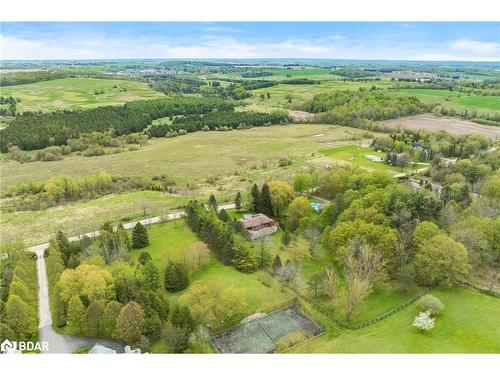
[89,344,116,354]
[240,213,275,229]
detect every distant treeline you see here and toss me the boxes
[240,71,273,78]
[281,78,317,85]
[148,76,207,94]
[310,90,427,125]
[0,97,234,152]
[148,110,289,137]
[0,70,69,86]
[216,78,278,90]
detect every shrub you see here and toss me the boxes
[276,332,307,351]
[412,310,435,331]
[419,294,444,316]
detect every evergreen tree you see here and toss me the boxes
[281,230,292,247]
[67,295,85,334]
[261,183,273,216]
[257,239,272,270]
[218,208,230,222]
[235,192,242,210]
[250,183,261,213]
[83,300,105,336]
[132,222,149,248]
[272,255,283,275]
[115,301,145,345]
[138,251,152,265]
[208,194,218,212]
[143,261,160,290]
[164,261,189,292]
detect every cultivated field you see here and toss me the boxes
[0,77,164,113]
[382,115,500,139]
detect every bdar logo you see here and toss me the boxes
[1,339,16,353]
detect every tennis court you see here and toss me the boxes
[213,304,323,353]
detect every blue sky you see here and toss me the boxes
[1,22,499,61]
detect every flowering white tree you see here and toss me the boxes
[413,310,435,331]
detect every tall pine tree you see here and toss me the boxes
[132,222,149,248]
[261,183,273,216]
[235,192,242,210]
[250,184,261,213]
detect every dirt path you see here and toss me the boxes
[382,115,500,140]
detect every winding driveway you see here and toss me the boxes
[28,203,235,353]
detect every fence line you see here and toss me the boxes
[461,281,500,298]
[276,274,433,330]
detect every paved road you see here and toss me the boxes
[28,203,235,354]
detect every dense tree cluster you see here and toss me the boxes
[45,232,196,352]
[148,110,289,137]
[0,243,38,342]
[310,90,427,126]
[0,97,234,151]
[5,172,176,211]
[185,200,257,272]
[0,70,68,86]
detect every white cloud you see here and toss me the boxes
[1,32,499,61]
[449,39,500,56]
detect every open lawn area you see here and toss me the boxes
[0,77,164,113]
[292,287,500,353]
[319,145,422,174]
[0,124,378,193]
[131,220,293,330]
[0,191,190,245]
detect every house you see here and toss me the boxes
[239,213,278,239]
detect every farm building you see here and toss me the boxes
[240,213,278,239]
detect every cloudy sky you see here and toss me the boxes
[1,22,499,61]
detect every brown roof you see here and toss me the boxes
[240,214,275,229]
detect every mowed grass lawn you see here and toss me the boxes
[0,191,190,245]
[293,287,500,353]
[320,145,421,174]
[0,77,164,113]
[0,124,376,193]
[131,220,293,320]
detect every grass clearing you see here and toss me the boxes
[0,78,164,113]
[0,124,377,193]
[389,88,500,115]
[319,145,415,173]
[0,191,190,245]
[292,287,500,353]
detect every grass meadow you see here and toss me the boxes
[0,77,164,113]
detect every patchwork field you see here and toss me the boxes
[382,115,500,139]
[0,124,377,193]
[0,77,164,113]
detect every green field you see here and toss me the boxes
[247,80,393,110]
[0,191,190,245]
[389,88,500,115]
[319,145,425,174]
[131,221,293,325]
[0,124,377,193]
[0,77,164,113]
[293,288,500,353]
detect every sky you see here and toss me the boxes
[1,22,499,61]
